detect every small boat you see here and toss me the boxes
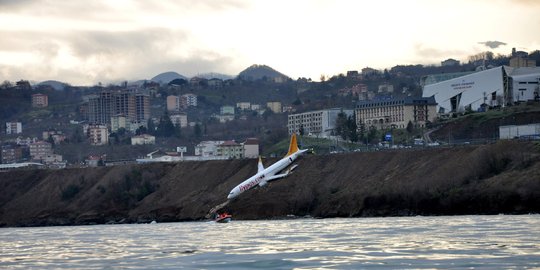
[215,213,232,223]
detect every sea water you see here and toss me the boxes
[1,215,539,269]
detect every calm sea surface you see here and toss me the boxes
[1,215,540,269]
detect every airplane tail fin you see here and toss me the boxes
[286,133,299,157]
[257,156,265,173]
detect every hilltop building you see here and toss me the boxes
[355,97,437,130]
[110,115,129,132]
[86,124,109,145]
[220,105,235,115]
[42,130,66,144]
[86,90,149,126]
[31,93,48,108]
[131,134,155,145]
[338,84,367,97]
[6,122,22,135]
[180,94,197,108]
[378,83,394,93]
[441,58,460,66]
[267,102,282,113]
[236,102,251,110]
[166,95,180,111]
[170,112,188,128]
[510,48,536,68]
[287,108,354,136]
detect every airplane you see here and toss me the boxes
[227,133,308,200]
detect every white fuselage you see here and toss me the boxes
[227,150,307,199]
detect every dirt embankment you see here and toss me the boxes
[1,141,540,227]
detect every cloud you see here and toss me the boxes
[412,43,469,63]
[511,0,540,6]
[0,27,241,85]
[478,41,507,49]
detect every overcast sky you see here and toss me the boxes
[0,0,539,85]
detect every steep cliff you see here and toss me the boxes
[1,141,540,227]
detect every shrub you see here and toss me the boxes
[61,184,80,201]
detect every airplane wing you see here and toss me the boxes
[266,164,298,182]
[257,157,265,173]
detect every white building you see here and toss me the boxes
[287,108,354,136]
[267,102,282,113]
[131,134,156,145]
[194,140,224,157]
[170,113,188,128]
[87,124,109,145]
[29,141,53,160]
[378,83,394,93]
[111,115,129,132]
[6,122,22,134]
[217,140,244,159]
[220,105,235,115]
[510,67,540,103]
[423,66,540,113]
[181,93,197,107]
[215,114,235,123]
[243,138,259,158]
[236,102,251,110]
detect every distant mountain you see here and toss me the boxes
[237,64,289,81]
[196,72,234,80]
[151,72,188,85]
[37,80,68,91]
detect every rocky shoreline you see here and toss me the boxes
[1,141,539,227]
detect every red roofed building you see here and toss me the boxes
[217,140,244,159]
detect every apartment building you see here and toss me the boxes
[267,102,282,113]
[217,140,244,159]
[87,124,109,145]
[31,93,48,108]
[355,97,437,130]
[29,141,53,161]
[6,122,22,134]
[86,90,149,125]
[170,113,188,128]
[287,108,354,136]
[166,95,180,111]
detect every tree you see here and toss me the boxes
[157,111,175,137]
[346,115,358,142]
[70,126,84,143]
[335,112,348,139]
[147,119,155,135]
[47,135,55,148]
[136,125,147,135]
[406,121,414,134]
[367,126,378,144]
[194,123,202,139]
[174,124,182,138]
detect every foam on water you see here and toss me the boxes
[1,215,540,269]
